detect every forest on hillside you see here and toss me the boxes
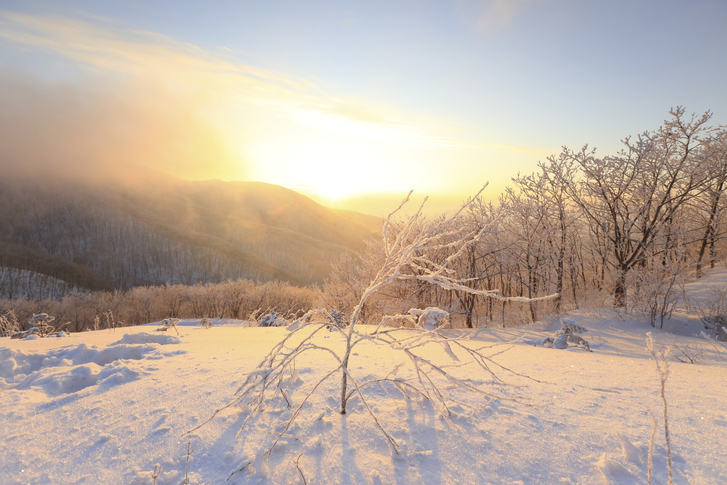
[1,108,725,334]
[0,173,380,298]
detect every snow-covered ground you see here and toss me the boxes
[2,271,727,484]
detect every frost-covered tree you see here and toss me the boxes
[694,127,727,277]
[533,154,583,310]
[555,107,718,307]
[190,186,557,480]
[450,198,499,327]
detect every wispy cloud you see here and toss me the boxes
[456,0,548,30]
[0,9,453,149]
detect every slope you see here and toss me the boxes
[0,169,381,294]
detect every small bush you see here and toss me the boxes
[9,312,60,339]
[257,312,288,327]
[325,309,349,329]
[697,287,727,341]
[379,307,450,330]
[156,318,180,335]
[410,307,450,330]
[28,313,55,337]
[0,310,21,337]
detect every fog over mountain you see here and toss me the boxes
[0,70,240,182]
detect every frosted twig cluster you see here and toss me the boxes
[646,332,674,485]
[188,186,560,480]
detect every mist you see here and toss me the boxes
[0,70,242,184]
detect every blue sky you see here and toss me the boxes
[0,1,725,214]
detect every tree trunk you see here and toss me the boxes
[464,292,475,328]
[613,268,627,308]
[696,180,723,277]
[554,208,567,312]
[340,335,352,414]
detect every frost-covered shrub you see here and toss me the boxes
[698,288,727,341]
[541,318,591,351]
[0,310,21,337]
[380,313,416,328]
[409,307,449,330]
[325,309,348,329]
[257,312,288,328]
[28,313,55,337]
[200,318,213,329]
[703,315,727,342]
[157,318,180,334]
[189,186,561,480]
[628,265,681,329]
[380,308,450,330]
[11,327,38,339]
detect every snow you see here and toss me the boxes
[1,275,727,484]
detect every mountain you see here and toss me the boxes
[0,168,381,298]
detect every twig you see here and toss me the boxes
[226,461,252,481]
[184,438,193,484]
[266,431,298,440]
[672,343,699,364]
[648,411,656,485]
[647,333,674,485]
[294,453,308,485]
[280,388,292,408]
[151,464,162,485]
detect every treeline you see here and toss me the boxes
[0,279,316,333]
[323,108,727,328]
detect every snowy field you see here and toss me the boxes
[2,271,727,485]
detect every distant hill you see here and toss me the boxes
[0,168,381,298]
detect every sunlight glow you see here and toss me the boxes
[0,8,553,205]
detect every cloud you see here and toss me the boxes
[456,0,548,30]
[0,9,453,151]
[0,7,555,200]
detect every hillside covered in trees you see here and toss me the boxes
[0,166,381,299]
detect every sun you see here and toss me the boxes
[306,168,369,202]
[315,183,354,202]
[244,120,414,204]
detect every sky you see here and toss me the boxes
[0,0,725,215]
